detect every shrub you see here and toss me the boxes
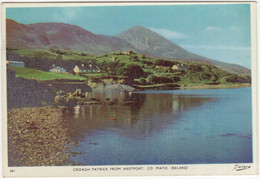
[189,65,203,72]
[138,77,147,84]
[147,74,174,84]
[123,64,145,79]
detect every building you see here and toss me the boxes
[7,61,25,67]
[172,64,188,71]
[49,66,66,73]
[73,65,81,74]
[155,65,163,69]
[86,64,101,73]
[73,64,101,74]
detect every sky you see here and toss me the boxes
[6,4,252,68]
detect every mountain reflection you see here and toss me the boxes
[64,91,216,140]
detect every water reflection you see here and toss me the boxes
[62,88,252,165]
[86,90,141,105]
[64,92,216,140]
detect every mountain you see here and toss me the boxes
[6,19,136,55]
[6,19,50,49]
[117,26,250,75]
[117,26,208,61]
[6,19,250,75]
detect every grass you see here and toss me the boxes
[13,49,95,61]
[80,73,108,78]
[9,49,251,86]
[179,83,251,89]
[134,84,166,88]
[9,66,86,81]
[13,49,58,59]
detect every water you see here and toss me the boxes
[64,87,252,165]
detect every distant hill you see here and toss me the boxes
[117,26,250,75]
[6,19,136,55]
[6,19,50,49]
[6,19,250,75]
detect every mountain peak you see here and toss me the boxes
[117,25,199,60]
[128,25,148,30]
[119,25,156,36]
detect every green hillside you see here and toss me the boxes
[8,66,85,81]
[7,49,251,87]
[13,49,95,61]
[93,52,251,85]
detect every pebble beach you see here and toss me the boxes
[8,107,72,166]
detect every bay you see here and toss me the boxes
[64,87,252,165]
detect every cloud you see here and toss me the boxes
[183,45,251,51]
[52,8,82,23]
[204,26,222,32]
[149,27,187,39]
[205,26,240,32]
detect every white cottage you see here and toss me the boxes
[49,66,66,73]
[172,64,188,71]
[74,64,101,74]
[7,61,25,67]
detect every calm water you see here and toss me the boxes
[64,87,252,165]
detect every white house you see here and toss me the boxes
[74,64,101,74]
[49,66,66,73]
[7,61,25,67]
[172,64,188,71]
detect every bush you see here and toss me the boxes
[147,74,174,84]
[173,76,180,82]
[189,65,203,72]
[123,64,145,79]
[137,77,147,85]
[225,74,238,83]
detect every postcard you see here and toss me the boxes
[1,1,258,177]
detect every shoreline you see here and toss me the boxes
[134,83,251,91]
[178,83,251,90]
[8,107,73,166]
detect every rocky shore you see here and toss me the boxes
[8,107,73,166]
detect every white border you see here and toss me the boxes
[1,1,258,178]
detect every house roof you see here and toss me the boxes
[7,61,25,65]
[50,66,66,70]
[76,64,99,71]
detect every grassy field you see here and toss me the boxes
[13,49,95,61]
[9,66,86,81]
[8,49,251,86]
[80,72,108,78]
[13,49,58,59]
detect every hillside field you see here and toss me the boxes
[9,66,85,81]
[7,49,251,87]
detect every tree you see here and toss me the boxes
[226,74,238,83]
[147,74,174,84]
[57,54,63,60]
[189,65,203,72]
[123,64,145,79]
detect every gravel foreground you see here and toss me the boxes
[8,107,73,166]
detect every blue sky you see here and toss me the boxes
[6,4,252,68]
